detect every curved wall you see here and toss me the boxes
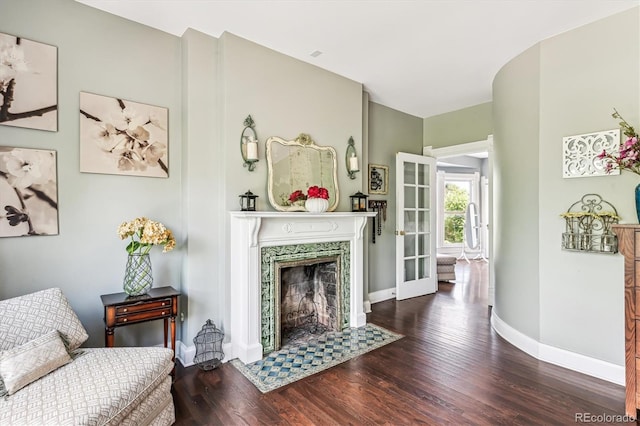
[492,44,541,341]
[492,7,639,381]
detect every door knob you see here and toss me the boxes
[396,230,405,236]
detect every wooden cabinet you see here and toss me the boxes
[612,224,640,417]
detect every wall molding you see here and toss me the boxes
[491,310,624,386]
[423,137,493,158]
[369,288,396,304]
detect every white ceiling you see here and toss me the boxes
[75,0,639,118]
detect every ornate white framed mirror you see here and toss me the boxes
[266,133,339,212]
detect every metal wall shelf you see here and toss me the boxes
[560,194,619,254]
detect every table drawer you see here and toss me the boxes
[115,307,172,324]
[116,298,172,315]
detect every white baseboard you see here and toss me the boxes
[369,288,395,305]
[175,340,233,368]
[491,310,624,385]
[175,340,195,367]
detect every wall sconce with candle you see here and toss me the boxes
[240,115,259,171]
[346,136,359,179]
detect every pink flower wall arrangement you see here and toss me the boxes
[79,92,168,178]
[598,109,640,222]
[0,147,58,237]
[598,109,639,176]
[0,32,57,132]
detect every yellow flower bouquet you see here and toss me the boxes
[117,217,176,254]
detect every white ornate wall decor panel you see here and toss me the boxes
[562,129,620,178]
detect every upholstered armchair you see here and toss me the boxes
[0,288,175,425]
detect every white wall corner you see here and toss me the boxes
[175,340,195,367]
[369,288,396,305]
[364,300,372,313]
[491,311,623,385]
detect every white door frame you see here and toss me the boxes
[424,136,495,306]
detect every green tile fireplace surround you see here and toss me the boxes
[260,240,351,354]
[229,211,376,364]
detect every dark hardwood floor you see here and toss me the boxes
[172,260,630,425]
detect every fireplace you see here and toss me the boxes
[229,211,375,363]
[278,257,340,348]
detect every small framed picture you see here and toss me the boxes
[368,164,389,195]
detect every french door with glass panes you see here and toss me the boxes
[395,152,437,300]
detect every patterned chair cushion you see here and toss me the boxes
[0,288,88,351]
[0,330,72,396]
[0,346,174,425]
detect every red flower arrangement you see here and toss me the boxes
[307,185,329,200]
[288,189,307,203]
[288,186,329,204]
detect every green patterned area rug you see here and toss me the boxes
[231,323,403,393]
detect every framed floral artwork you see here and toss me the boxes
[0,147,58,237]
[0,32,58,132]
[79,92,169,178]
[369,164,389,195]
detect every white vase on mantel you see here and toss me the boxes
[305,198,329,213]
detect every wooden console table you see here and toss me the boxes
[101,286,180,365]
[613,224,640,418]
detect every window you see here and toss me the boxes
[437,171,479,249]
[443,181,469,244]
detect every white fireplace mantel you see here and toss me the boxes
[229,211,375,363]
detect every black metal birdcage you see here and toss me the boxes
[192,319,224,370]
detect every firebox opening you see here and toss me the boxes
[277,256,341,349]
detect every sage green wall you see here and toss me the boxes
[219,32,364,213]
[423,102,492,148]
[367,102,423,293]
[0,0,183,347]
[537,8,638,365]
[494,7,639,365]
[493,44,541,341]
[180,29,227,348]
[218,32,365,337]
